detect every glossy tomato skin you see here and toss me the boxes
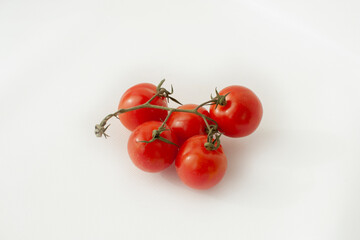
[167,104,210,146]
[210,86,262,138]
[175,135,227,190]
[127,121,178,172]
[118,83,168,131]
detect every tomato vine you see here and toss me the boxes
[95,79,224,150]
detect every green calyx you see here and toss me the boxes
[138,127,178,147]
[211,88,230,109]
[156,79,182,105]
[204,125,222,151]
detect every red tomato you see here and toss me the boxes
[118,83,168,131]
[127,121,178,172]
[210,86,262,137]
[175,135,227,189]
[167,104,210,146]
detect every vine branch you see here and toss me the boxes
[95,80,224,150]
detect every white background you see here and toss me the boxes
[1,0,360,239]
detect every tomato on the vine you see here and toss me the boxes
[167,104,210,146]
[175,135,227,189]
[210,86,262,138]
[118,83,168,131]
[127,121,178,172]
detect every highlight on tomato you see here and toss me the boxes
[210,85,263,138]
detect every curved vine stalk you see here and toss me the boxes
[95,80,223,150]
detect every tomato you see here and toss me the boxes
[127,121,178,172]
[175,135,227,189]
[118,83,168,131]
[167,104,210,146]
[210,86,262,137]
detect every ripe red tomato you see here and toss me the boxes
[210,86,262,137]
[175,135,227,189]
[167,104,210,146]
[127,121,178,172]
[118,83,168,131]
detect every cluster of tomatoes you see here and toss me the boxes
[96,81,262,190]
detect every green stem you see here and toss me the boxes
[195,99,216,110]
[159,109,174,129]
[96,102,218,139]
[95,80,222,151]
[107,103,217,127]
[201,115,211,132]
